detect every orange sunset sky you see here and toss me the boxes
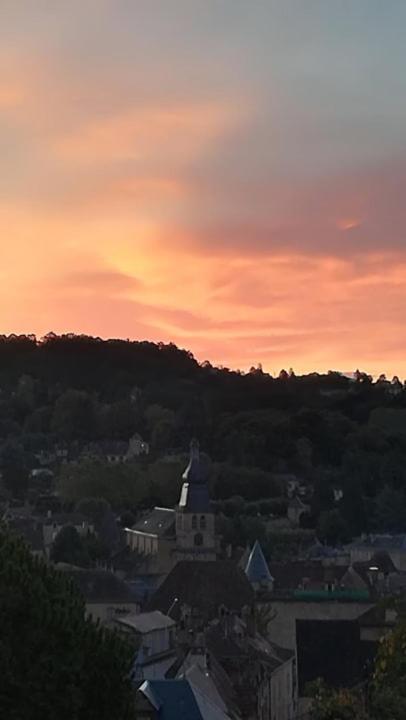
[1,1,406,377]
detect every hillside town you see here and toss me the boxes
[1,337,406,718]
[4,434,406,719]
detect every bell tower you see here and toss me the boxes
[175,440,216,561]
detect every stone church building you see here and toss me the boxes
[125,440,218,587]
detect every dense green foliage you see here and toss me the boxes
[0,525,136,719]
[1,333,406,538]
[308,621,406,720]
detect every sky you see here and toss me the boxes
[1,1,406,377]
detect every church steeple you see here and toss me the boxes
[175,440,216,561]
[178,439,210,513]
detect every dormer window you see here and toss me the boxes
[192,515,197,530]
[200,515,206,530]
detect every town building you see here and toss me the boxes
[57,564,139,626]
[348,534,406,571]
[245,540,274,593]
[119,611,177,680]
[175,439,217,562]
[125,441,218,586]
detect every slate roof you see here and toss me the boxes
[363,551,397,574]
[349,534,406,551]
[130,507,175,537]
[139,679,203,720]
[57,565,137,603]
[178,441,211,513]
[206,625,294,674]
[178,483,211,513]
[245,541,274,584]
[268,561,351,592]
[146,561,254,616]
[117,610,176,634]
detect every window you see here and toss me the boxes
[200,515,206,530]
[194,533,203,546]
[192,515,197,529]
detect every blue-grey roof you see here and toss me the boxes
[182,440,208,485]
[178,440,210,513]
[139,680,203,720]
[350,534,406,551]
[178,482,210,513]
[245,540,274,584]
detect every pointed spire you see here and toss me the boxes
[182,438,206,484]
[190,438,199,460]
[245,540,274,585]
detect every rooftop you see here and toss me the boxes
[245,540,274,585]
[129,507,175,537]
[117,610,176,633]
[139,679,203,720]
[178,441,211,513]
[349,534,406,551]
[146,561,254,617]
[57,564,137,604]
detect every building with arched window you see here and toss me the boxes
[175,440,217,562]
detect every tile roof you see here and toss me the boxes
[146,561,254,617]
[245,541,274,584]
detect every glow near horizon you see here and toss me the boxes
[1,1,406,377]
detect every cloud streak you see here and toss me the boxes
[1,2,406,376]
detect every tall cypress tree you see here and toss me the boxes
[0,526,136,719]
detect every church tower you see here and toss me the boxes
[175,440,216,561]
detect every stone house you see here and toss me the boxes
[118,611,177,680]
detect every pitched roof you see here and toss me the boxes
[349,534,406,551]
[117,610,175,633]
[139,679,203,720]
[245,541,273,584]
[146,561,254,616]
[268,561,347,592]
[57,565,137,603]
[130,507,175,537]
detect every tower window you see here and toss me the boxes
[192,515,197,529]
[200,515,206,530]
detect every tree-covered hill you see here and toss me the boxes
[1,333,406,540]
